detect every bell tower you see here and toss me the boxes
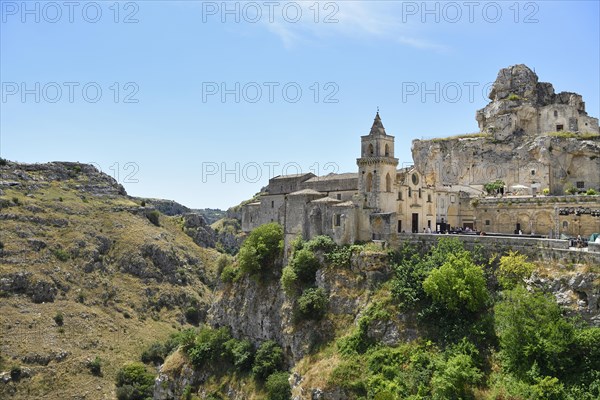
[357,112,399,211]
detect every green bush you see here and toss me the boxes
[289,248,320,284]
[115,362,155,400]
[141,342,169,365]
[54,312,64,326]
[187,327,232,369]
[146,210,160,226]
[484,179,505,195]
[252,340,284,381]
[422,252,489,312]
[10,366,22,381]
[238,223,283,277]
[496,251,535,289]
[88,356,102,376]
[224,338,254,371]
[324,244,355,268]
[304,235,336,253]
[216,254,233,273]
[280,265,298,296]
[220,264,240,283]
[586,188,598,196]
[495,287,574,379]
[430,352,482,399]
[265,371,291,400]
[185,306,201,325]
[53,248,70,262]
[296,288,328,321]
[328,357,367,395]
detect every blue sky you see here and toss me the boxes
[1,0,599,209]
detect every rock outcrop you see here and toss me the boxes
[528,269,600,326]
[476,64,599,140]
[412,64,600,194]
[208,251,397,363]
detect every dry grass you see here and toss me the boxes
[0,175,220,399]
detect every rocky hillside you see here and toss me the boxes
[154,230,600,400]
[0,161,221,399]
[2,160,599,400]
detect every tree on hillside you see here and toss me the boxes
[423,252,489,313]
[238,223,283,276]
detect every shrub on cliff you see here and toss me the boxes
[238,223,283,276]
[252,340,284,381]
[265,371,292,400]
[115,362,154,400]
[288,248,320,284]
[296,287,328,321]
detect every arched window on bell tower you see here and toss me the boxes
[366,173,373,192]
[368,143,374,156]
[385,173,391,192]
[385,144,390,157]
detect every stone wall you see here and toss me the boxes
[473,195,600,237]
[394,233,600,265]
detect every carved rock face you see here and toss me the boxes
[489,64,541,102]
[476,64,598,139]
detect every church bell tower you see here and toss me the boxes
[356,112,399,211]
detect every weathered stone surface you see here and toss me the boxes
[138,198,191,216]
[528,270,600,326]
[0,272,57,303]
[476,64,598,140]
[182,213,216,248]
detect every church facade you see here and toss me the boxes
[241,113,435,249]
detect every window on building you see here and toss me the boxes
[418,188,422,199]
[271,201,274,208]
[386,173,392,192]
[336,193,342,200]
[368,143,374,156]
[334,214,341,227]
[531,169,535,176]
[554,110,558,117]
[556,124,564,131]
[427,194,432,202]
[397,220,402,233]
[250,216,253,223]
[576,181,585,189]
[485,220,490,226]
[385,144,390,157]
[412,173,419,185]
[562,221,568,229]
[398,191,403,201]
[408,187,412,198]
[366,173,373,192]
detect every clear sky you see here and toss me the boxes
[1,0,599,209]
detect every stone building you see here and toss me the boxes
[241,113,434,246]
[241,64,600,243]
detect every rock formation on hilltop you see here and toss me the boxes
[413,64,600,194]
[476,64,599,141]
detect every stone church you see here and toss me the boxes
[242,65,600,246]
[242,112,435,248]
